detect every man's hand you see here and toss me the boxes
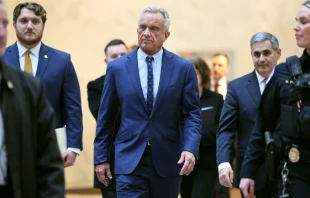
[219,167,234,188]
[177,151,196,176]
[239,178,255,198]
[95,163,112,186]
[62,150,77,167]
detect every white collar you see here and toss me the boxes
[16,41,41,58]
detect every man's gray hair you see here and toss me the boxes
[139,6,170,33]
[250,32,279,50]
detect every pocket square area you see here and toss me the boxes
[201,106,214,111]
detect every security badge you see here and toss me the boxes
[288,147,300,163]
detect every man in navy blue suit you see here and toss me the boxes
[94,6,202,198]
[216,32,281,197]
[2,2,83,167]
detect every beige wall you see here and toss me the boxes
[4,0,304,188]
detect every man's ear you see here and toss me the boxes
[164,31,170,40]
[276,48,282,60]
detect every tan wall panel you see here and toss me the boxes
[4,0,304,188]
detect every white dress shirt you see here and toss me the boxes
[211,76,228,99]
[0,109,7,185]
[255,70,267,94]
[17,41,41,76]
[137,48,163,102]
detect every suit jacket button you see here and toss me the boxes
[149,119,152,123]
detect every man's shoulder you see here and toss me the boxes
[43,44,70,57]
[228,71,254,87]
[274,62,290,78]
[87,75,105,88]
[163,48,192,65]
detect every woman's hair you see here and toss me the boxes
[188,56,211,89]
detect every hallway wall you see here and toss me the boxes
[5,0,303,188]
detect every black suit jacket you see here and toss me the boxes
[87,75,105,119]
[87,75,118,190]
[1,59,64,197]
[216,70,268,190]
[196,89,223,170]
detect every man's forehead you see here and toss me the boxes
[0,4,7,18]
[251,41,273,52]
[139,12,164,23]
[18,8,41,18]
[212,55,228,64]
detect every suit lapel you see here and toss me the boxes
[35,43,49,78]
[4,43,21,69]
[151,49,173,116]
[126,49,148,113]
[246,70,261,107]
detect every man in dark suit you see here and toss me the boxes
[0,1,64,197]
[94,6,202,198]
[87,39,128,198]
[216,32,281,198]
[240,2,310,197]
[2,2,83,167]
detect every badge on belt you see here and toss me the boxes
[288,146,300,163]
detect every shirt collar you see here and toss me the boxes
[255,68,275,84]
[255,69,267,83]
[16,41,41,58]
[217,76,227,86]
[137,47,163,63]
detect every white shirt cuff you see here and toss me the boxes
[67,147,80,155]
[218,162,232,172]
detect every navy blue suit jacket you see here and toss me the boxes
[3,42,83,149]
[94,48,202,177]
[216,70,268,189]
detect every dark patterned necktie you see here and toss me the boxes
[146,56,154,115]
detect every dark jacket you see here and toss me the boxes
[217,70,268,189]
[1,59,64,198]
[241,49,310,183]
[196,89,223,170]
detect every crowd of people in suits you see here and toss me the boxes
[1,1,310,198]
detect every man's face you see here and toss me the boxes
[13,8,44,48]
[251,40,281,78]
[137,12,170,55]
[212,55,229,82]
[294,6,310,49]
[0,4,8,56]
[104,44,128,64]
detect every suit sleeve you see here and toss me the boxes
[240,76,280,179]
[94,64,119,165]
[87,78,104,120]
[63,55,83,149]
[216,82,238,165]
[181,64,202,158]
[36,82,65,198]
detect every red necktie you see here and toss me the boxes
[214,83,220,93]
